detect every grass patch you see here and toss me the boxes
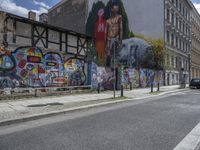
[110,96,128,100]
[149,91,163,95]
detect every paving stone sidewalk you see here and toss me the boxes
[0,85,184,124]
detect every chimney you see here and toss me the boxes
[28,11,36,21]
[39,13,48,23]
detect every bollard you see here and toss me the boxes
[35,89,37,97]
[130,82,132,90]
[157,82,160,92]
[121,84,124,97]
[97,83,100,94]
[151,83,153,93]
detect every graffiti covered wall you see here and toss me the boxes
[0,46,86,88]
[90,63,164,90]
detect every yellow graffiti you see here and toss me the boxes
[0,46,7,55]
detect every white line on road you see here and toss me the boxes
[173,121,200,150]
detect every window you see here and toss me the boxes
[176,36,178,47]
[167,31,170,43]
[167,8,170,21]
[171,33,174,46]
[176,0,178,8]
[171,56,174,67]
[171,12,174,24]
[176,17,178,27]
[179,39,182,49]
[179,20,182,30]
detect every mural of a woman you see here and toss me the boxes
[95,8,106,65]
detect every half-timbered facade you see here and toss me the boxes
[0,11,91,88]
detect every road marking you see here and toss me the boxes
[173,121,200,150]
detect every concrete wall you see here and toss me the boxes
[123,0,165,39]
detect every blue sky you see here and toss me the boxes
[0,0,200,20]
[0,0,61,19]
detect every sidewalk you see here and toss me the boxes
[0,85,187,126]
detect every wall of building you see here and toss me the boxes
[89,63,164,90]
[48,0,87,34]
[164,0,192,85]
[0,12,89,88]
[191,3,200,79]
[123,0,165,39]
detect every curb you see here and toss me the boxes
[0,99,129,127]
[0,88,189,127]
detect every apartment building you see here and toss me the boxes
[164,0,192,85]
[191,3,200,79]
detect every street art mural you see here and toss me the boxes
[86,0,130,66]
[0,46,86,88]
[12,47,45,87]
[97,67,114,90]
[119,38,154,68]
[88,62,98,89]
[90,62,163,90]
[64,58,86,86]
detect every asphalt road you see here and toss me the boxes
[1,90,200,150]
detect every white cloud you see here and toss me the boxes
[33,0,50,10]
[0,0,29,17]
[193,2,200,14]
[0,0,48,20]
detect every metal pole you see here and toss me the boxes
[97,83,100,94]
[121,84,123,97]
[157,82,160,92]
[151,82,153,93]
[130,82,132,90]
[113,41,116,99]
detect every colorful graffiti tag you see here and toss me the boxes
[90,63,163,89]
[97,67,114,90]
[0,47,86,88]
[64,58,86,86]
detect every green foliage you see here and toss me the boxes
[129,31,135,38]
[134,34,166,70]
[150,39,165,70]
[141,47,155,69]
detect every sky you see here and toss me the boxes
[0,0,61,19]
[0,0,200,20]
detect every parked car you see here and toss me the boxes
[189,78,200,89]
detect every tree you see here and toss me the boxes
[134,34,166,70]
